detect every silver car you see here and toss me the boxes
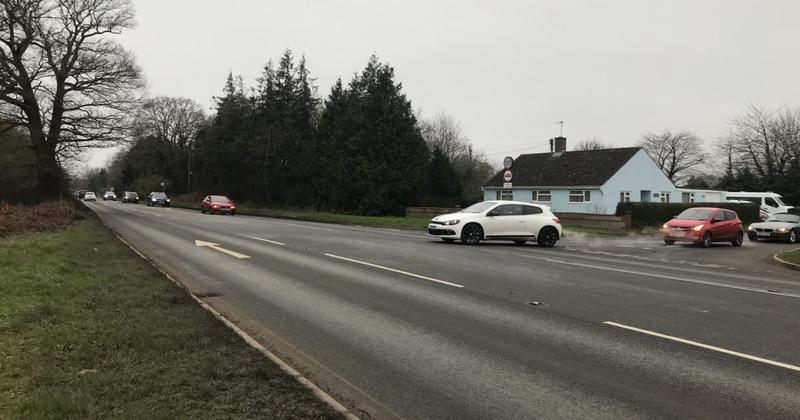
[746,213,800,243]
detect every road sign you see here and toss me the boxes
[503,182,512,188]
[503,170,513,182]
[503,156,514,170]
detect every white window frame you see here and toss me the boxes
[532,190,551,203]
[569,190,591,203]
[619,191,631,203]
[660,192,671,203]
[496,190,513,201]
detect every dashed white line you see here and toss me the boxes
[240,234,286,246]
[324,253,464,288]
[604,321,800,373]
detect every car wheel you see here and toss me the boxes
[789,230,798,244]
[664,239,675,245]
[513,240,527,246]
[201,208,206,214]
[537,226,559,248]
[732,232,743,247]
[441,238,455,243]
[460,224,483,245]
[701,232,712,248]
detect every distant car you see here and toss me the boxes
[121,191,139,203]
[146,192,170,207]
[84,192,97,201]
[201,195,237,215]
[74,190,87,199]
[103,191,117,201]
[663,207,743,247]
[747,213,800,244]
[428,200,562,247]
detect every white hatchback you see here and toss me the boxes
[428,200,563,247]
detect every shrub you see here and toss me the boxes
[0,200,76,237]
[616,202,760,227]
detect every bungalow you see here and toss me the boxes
[482,137,718,215]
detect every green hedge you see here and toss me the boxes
[616,202,760,228]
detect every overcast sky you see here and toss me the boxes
[85,0,800,168]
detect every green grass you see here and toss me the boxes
[0,214,341,419]
[779,248,800,265]
[172,200,431,230]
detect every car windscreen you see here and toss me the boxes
[152,193,166,198]
[769,214,800,223]
[210,195,230,202]
[461,202,496,213]
[676,208,712,220]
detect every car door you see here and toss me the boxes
[522,205,544,236]
[202,196,210,210]
[709,210,727,239]
[724,210,741,239]
[484,204,526,237]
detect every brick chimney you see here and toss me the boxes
[554,136,567,153]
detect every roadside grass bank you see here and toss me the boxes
[171,197,430,230]
[0,199,75,237]
[778,248,800,265]
[0,214,341,419]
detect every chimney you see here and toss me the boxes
[554,136,567,153]
[549,138,554,153]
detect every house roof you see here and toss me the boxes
[484,147,642,188]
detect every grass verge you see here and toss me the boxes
[0,214,341,419]
[778,248,800,265]
[171,200,430,230]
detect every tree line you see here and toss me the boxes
[91,51,493,215]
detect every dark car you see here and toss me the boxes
[747,213,800,243]
[201,195,236,215]
[663,207,743,248]
[146,192,170,207]
[122,191,139,203]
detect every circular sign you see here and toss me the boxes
[503,170,513,182]
[503,156,514,169]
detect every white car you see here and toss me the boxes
[103,191,117,201]
[428,200,562,247]
[84,192,97,201]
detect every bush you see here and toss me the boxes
[616,202,760,228]
[0,200,76,237]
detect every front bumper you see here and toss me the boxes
[428,222,460,238]
[664,229,703,243]
[748,230,791,240]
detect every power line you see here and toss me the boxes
[484,142,552,157]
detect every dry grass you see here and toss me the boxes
[0,200,76,237]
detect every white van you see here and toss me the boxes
[726,192,794,220]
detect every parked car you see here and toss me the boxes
[103,191,117,201]
[663,207,743,247]
[74,190,87,199]
[84,192,97,201]
[428,200,562,247]
[146,192,170,207]
[122,191,139,203]
[726,191,793,221]
[201,195,237,215]
[747,213,800,244]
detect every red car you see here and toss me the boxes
[663,207,743,247]
[201,195,237,215]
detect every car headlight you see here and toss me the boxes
[151,198,156,201]
[746,226,754,231]
[662,223,669,229]
[441,220,460,226]
[691,224,704,231]
[776,227,788,233]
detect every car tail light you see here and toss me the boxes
[552,217,560,224]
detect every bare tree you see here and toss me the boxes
[638,129,705,182]
[134,96,206,152]
[725,103,800,179]
[419,111,469,161]
[574,137,608,151]
[0,0,143,198]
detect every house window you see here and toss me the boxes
[532,190,551,202]
[569,190,591,203]
[619,191,631,203]
[496,190,513,201]
[660,192,671,203]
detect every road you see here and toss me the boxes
[87,201,800,419]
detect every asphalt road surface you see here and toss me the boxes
[88,201,800,419]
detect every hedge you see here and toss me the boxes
[615,202,760,228]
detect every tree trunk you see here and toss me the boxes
[32,142,65,200]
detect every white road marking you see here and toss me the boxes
[240,234,286,246]
[324,253,464,288]
[517,253,800,299]
[195,240,250,259]
[604,321,800,373]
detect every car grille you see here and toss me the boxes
[754,228,773,233]
[429,221,444,225]
[670,227,688,232]
[428,228,455,236]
